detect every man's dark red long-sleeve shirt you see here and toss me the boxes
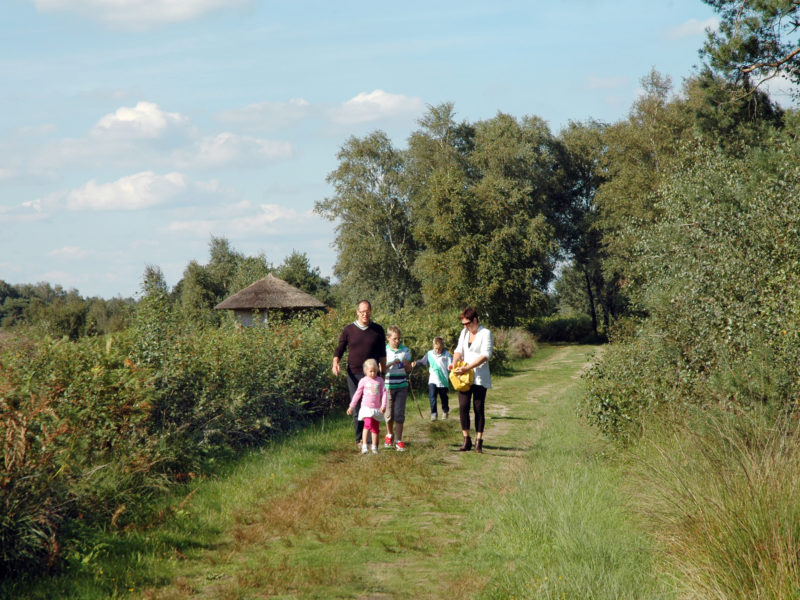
[334,322,386,376]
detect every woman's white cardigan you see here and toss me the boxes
[455,325,493,389]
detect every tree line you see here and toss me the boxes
[0,240,335,338]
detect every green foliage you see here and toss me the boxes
[174,236,272,324]
[319,104,565,325]
[0,332,165,575]
[555,120,626,332]
[0,280,133,338]
[702,0,800,90]
[531,314,599,344]
[273,250,334,306]
[408,108,560,325]
[317,131,419,310]
[0,304,342,575]
[584,133,800,439]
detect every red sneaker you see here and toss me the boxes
[395,441,406,452]
[384,434,393,448]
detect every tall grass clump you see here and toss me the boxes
[630,410,800,599]
[492,326,537,360]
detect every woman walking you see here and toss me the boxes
[452,306,493,453]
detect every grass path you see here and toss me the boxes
[128,343,670,600]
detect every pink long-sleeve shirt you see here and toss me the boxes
[348,375,387,411]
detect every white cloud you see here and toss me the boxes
[33,0,252,30]
[92,101,190,140]
[665,17,719,40]
[173,133,292,169]
[585,76,628,90]
[32,103,290,171]
[167,203,319,237]
[65,171,187,211]
[330,90,425,124]
[49,246,91,259]
[217,98,312,132]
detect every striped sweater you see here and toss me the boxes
[385,344,411,389]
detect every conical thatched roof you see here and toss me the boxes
[214,274,326,311]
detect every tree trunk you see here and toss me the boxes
[582,266,598,337]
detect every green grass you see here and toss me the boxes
[629,410,800,600]
[6,344,669,599]
[465,347,669,599]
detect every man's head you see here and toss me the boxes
[356,300,372,327]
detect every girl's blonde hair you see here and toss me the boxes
[387,325,401,337]
[363,358,378,373]
[433,336,444,349]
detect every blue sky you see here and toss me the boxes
[1,0,723,299]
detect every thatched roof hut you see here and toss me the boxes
[214,274,327,326]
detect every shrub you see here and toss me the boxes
[531,313,597,343]
[0,331,166,576]
[0,308,342,575]
[584,140,800,440]
[492,327,538,360]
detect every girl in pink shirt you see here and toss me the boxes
[346,359,387,454]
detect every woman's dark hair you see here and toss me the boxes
[460,306,478,322]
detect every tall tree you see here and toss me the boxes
[316,131,418,310]
[407,105,559,325]
[703,0,800,91]
[555,120,616,333]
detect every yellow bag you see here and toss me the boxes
[448,361,474,392]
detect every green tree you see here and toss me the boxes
[26,290,88,340]
[554,119,621,334]
[702,0,800,91]
[175,237,265,324]
[408,105,558,325]
[316,131,419,310]
[141,264,169,296]
[273,251,333,305]
[179,260,224,324]
[228,254,271,295]
[207,236,243,297]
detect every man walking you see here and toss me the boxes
[332,300,387,445]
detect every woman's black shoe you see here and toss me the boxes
[474,439,483,453]
[458,436,472,451]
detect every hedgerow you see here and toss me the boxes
[0,302,345,575]
[582,140,800,440]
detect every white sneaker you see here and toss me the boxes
[442,412,449,420]
[430,413,438,421]
[371,445,378,454]
[361,444,368,454]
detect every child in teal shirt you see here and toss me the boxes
[412,336,452,420]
